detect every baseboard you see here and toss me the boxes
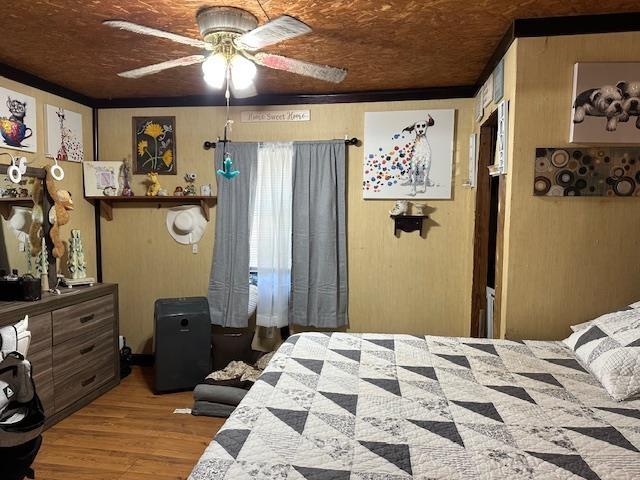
[131,353,155,366]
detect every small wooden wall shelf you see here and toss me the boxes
[86,196,217,222]
[390,214,429,237]
[0,197,34,219]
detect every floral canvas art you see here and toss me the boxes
[133,116,176,174]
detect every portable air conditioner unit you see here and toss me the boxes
[153,297,211,393]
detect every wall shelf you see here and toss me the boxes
[0,197,34,219]
[390,214,429,237]
[85,196,217,222]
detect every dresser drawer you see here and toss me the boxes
[28,312,52,352]
[29,343,52,380]
[33,370,54,418]
[54,357,114,413]
[52,294,114,345]
[52,325,114,381]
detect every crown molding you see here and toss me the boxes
[0,62,94,107]
[474,12,640,93]
[93,86,477,109]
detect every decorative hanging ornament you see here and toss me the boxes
[215,78,240,180]
[217,152,240,179]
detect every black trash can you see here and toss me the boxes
[154,297,211,393]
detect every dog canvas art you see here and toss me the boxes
[363,110,455,199]
[570,63,640,143]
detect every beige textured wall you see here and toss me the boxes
[0,76,96,280]
[502,33,640,340]
[99,99,475,353]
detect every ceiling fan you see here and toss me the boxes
[103,6,348,98]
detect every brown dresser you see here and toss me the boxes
[0,283,119,428]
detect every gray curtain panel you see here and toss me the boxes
[291,140,348,328]
[208,142,258,327]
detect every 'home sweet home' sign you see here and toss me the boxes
[240,110,310,123]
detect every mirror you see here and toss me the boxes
[0,172,45,277]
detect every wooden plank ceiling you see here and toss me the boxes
[0,0,638,99]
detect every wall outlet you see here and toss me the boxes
[192,243,198,254]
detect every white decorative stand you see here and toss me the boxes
[64,229,95,287]
[68,229,87,279]
[36,237,49,292]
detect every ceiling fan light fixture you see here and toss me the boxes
[202,53,228,88]
[230,54,257,91]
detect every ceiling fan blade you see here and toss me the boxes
[236,15,311,51]
[230,81,258,99]
[117,55,206,79]
[254,53,347,83]
[103,20,207,49]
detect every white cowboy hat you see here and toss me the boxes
[166,205,207,245]
[8,206,31,243]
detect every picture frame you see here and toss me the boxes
[45,104,84,162]
[363,109,455,199]
[533,147,640,197]
[496,100,509,175]
[493,59,504,103]
[83,161,123,197]
[475,92,484,122]
[482,74,494,108]
[133,116,176,174]
[570,62,640,143]
[0,86,38,153]
[467,133,478,188]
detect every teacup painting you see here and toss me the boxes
[0,87,37,153]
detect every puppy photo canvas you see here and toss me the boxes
[570,62,640,143]
[363,109,455,199]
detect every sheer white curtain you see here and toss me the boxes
[252,142,293,328]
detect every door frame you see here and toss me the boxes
[470,110,506,338]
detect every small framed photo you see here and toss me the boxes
[133,116,176,175]
[83,161,123,197]
[200,184,212,196]
[493,59,504,103]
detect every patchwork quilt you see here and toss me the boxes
[189,333,640,480]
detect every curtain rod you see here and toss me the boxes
[203,137,360,150]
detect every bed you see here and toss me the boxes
[189,332,640,479]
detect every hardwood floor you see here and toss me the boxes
[33,367,224,480]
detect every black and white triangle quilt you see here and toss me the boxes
[190,333,640,479]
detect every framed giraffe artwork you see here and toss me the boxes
[45,105,84,162]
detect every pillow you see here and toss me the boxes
[570,303,640,332]
[564,309,640,401]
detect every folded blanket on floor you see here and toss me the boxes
[202,378,253,390]
[191,401,236,418]
[193,384,248,406]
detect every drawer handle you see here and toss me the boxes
[79,344,95,355]
[79,314,95,324]
[81,375,96,387]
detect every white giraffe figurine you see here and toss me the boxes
[55,107,83,162]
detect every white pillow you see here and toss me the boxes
[570,303,640,332]
[564,309,640,401]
